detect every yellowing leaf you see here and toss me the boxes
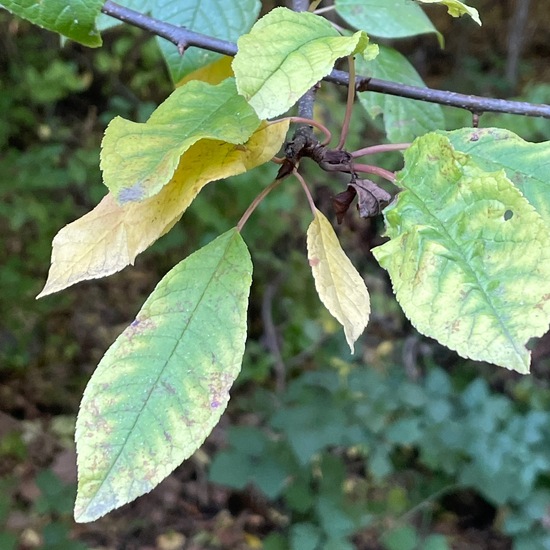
[233,7,372,119]
[307,209,370,352]
[101,78,260,204]
[37,121,289,298]
[373,133,550,373]
[415,0,481,25]
[176,56,234,87]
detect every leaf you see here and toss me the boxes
[74,228,252,522]
[335,0,441,41]
[357,45,445,142]
[101,77,260,204]
[1,0,103,46]
[415,0,481,25]
[332,180,392,223]
[154,0,260,83]
[307,208,370,352]
[443,127,550,227]
[233,7,373,119]
[373,133,550,373]
[37,120,289,297]
[96,0,150,31]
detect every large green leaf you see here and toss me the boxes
[373,133,550,373]
[100,78,260,204]
[233,7,374,119]
[357,45,444,142]
[1,0,103,46]
[74,228,252,522]
[443,128,550,226]
[335,0,440,41]
[155,0,260,83]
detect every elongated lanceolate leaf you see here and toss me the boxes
[75,229,252,522]
[373,133,550,373]
[415,0,481,25]
[307,209,370,352]
[37,121,288,297]
[443,127,550,226]
[357,45,444,142]
[233,7,375,120]
[1,0,103,46]
[101,78,260,204]
[335,0,441,41]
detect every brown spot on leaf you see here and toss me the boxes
[309,257,320,267]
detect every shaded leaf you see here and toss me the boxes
[357,45,445,142]
[307,209,370,352]
[74,228,252,522]
[38,121,289,297]
[416,0,481,25]
[154,0,260,83]
[233,7,375,119]
[373,133,550,373]
[101,78,260,204]
[335,0,441,41]
[443,127,550,226]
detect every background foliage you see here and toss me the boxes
[2,1,550,548]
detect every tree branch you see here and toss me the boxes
[101,0,550,120]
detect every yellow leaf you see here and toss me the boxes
[38,120,289,298]
[176,56,234,87]
[307,209,370,352]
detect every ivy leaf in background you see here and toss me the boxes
[100,78,260,204]
[415,0,481,25]
[0,0,103,46]
[74,228,252,522]
[307,209,370,352]
[373,133,550,373]
[335,0,441,42]
[357,45,445,142]
[37,121,289,297]
[443,128,550,226]
[233,7,376,119]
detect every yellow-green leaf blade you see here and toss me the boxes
[307,209,370,352]
[373,133,550,373]
[1,0,103,46]
[37,120,289,297]
[233,7,373,119]
[101,78,260,204]
[443,127,550,227]
[415,0,481,25]
[74,228,252,522]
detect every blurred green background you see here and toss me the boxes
[1,1,550,549]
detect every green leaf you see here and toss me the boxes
[356,45,445,142]
[373,133,550,373]
[443,128,550,227]
[415,0,481,25]
[100,78,260,204]
[74,228,252,522]
[155,0,260,84]
[1,0,103,46]
[97,0,150,31]
[335,0,441,41]
[233,7,372,119]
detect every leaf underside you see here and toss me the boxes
[74,229,252,522]
[373,132,550,373]
[37,120,289,297]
